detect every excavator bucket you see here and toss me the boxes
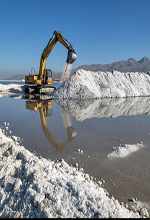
[67,50,77,64]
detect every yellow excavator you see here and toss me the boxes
[26,99,77,154]
[25,30,77,94]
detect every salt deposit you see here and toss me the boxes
[107,143,143,159]
[52,69,150,100]
[0,83,24,96]
[0,83,26,100]
[1,72,150,217]
[0,127,144,218]
[62,62,72,83]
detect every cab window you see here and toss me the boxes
[47,70,52,78]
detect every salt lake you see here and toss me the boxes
[0,81,150,212]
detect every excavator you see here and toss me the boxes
[25,30,77,94]
[25,99,77,154]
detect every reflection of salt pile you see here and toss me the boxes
[53,69,150,100]
[62,62,72,83]
[0,128,141,218]
[55,97,150,122]
[107,143,143,159]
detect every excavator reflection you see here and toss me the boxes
[25,100,76,154]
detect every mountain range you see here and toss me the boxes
[7,56,150,80]
[73,56,150,73]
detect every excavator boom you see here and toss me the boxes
[39,30,77,80]
[26,100,76,154]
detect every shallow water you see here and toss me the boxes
[0,82,150,209]
[0,80,25,85]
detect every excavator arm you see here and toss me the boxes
[39,30,77,80]
[39,105,76,154]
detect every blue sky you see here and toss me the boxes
[0,0,150,79]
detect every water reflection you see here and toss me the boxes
[25,99,76,154]
[24,96,150,154]
[55,97,150,121]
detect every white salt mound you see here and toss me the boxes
[52,69,150,100]
[107,143,143,159]
[0,83,25,99]
[0,83,24,94]
[0,128,142,218]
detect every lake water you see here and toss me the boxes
[0,81,150,209]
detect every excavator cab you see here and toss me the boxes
[43,68,53,85]
[67,50,77,64]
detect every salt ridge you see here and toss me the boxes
[0,128,142,218]
[53,69,150,100]
[107,143,143,159]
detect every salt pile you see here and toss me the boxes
[0,83,25,98]
[0,127,143,218]
[107,143,143,159]
[52,69,150,100]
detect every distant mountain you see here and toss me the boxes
[52,71,63,80]
[73,57,150,73]
[6,57,150,80]
[7,75,25,80]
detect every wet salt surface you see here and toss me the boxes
[0,127,143,218]
[1,95,150,216]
